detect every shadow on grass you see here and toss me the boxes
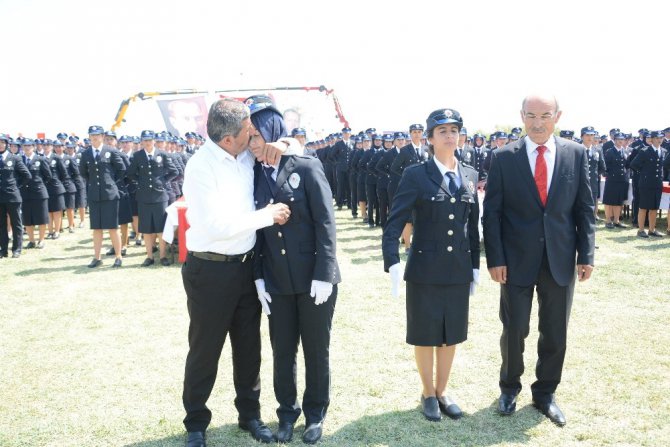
[343,244,381,254]
[338,234,383,243]
[122,404,543,447]
[635,241,670,250]
[326,404,543,447]
[350,254,384,265]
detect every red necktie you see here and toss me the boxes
[535,145,548,206]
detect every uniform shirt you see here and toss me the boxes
[525,135,556,193]
[183,139,273,255]
[432,156,462,190]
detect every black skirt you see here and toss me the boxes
[63,192,75,210]
[638,186,663,210]
[405,281,470,347]
[48,194,65,212]
[118,195,134,225]
[22,199,49,226]
[138,201,168,234]
[89,199,119,230]
[602,180,628,205]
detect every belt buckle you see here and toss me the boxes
[241,253,248,263]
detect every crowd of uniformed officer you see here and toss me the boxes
[0,128,204,262]
[297,125,670,238]
[2,122,669,261]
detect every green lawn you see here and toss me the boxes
[1,208,669,447]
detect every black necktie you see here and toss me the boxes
[445,172,458,195]
[0,154,4,168]
[95,150,100,161]
[416,148,420,159]
[148,154,153,162]
[263,165,279,196]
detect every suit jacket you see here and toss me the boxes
[358,148,376,184]
[126,149,179,203]
[46,153,67,196]
[253,155,341,295]
[367,148,385,186]
[0,152,31,203]
[62,154,79,193]
[382,158,480,284]
[390,144,422,178]
[78,145,126,202]
[21,155,52,200]
[586,146,606,190]
[630,146,666,189]
[482,137,595,288]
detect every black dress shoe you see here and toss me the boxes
[52,232,60,240]
[112,258,122,268]
[152,246,158,253]
[302,422,323,444]
[437,395,463,420]
[238,418,274,443]
[68,227,75,233]
[497,393,517,415]
[160,257,171,266]
[614,222,628,228]
[106,247,116,256]
[0,251,7,258]
[420,395,441,421]
[25,242,36,249]
[605,222,614,229]
[121,248,127,256]
[88,258,103,268]
[135,239,142,246]
[185,430,206,447]
[533,400,566,426]
[141,258,155,267]
[12,251,20,258]
[275,421,294,443]
[46,233,54,240]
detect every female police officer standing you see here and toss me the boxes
[382,109,480,422]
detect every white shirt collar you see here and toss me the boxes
[432,156,459,178]
[525,135,556,156]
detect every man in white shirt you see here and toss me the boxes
[181,99,290,447]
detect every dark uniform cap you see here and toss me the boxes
[426,108,463,132]
[638,128,649,134]
[244,95,281,116]
[459,127,468,135]
[88,125,104,135]
[623,133,632,139]
[559,130,574,138]
[383,134,394,142]
[66,142,75,148]
[104,131,117,138]
[365,128,376,134]
[650,130,664,138]
[0,133,10,142]
[83,138,91,144]
[663,127,670,133]
[184,131,195,139]
[613,132,625,140]
[342,127,352,133]
[496,131,508,139]
[600,135,608,140]
[52,140,64,147]
[69,136,79,143]
[511,127,522,134]
[118,135,131,143]
[363,135,371,141]
[22,138,35,146]
[473,133,484,139]
[56,132,68,140]
[609,128,620,135]
[373,134,383,140]
[141,130,155,141]
[155,132,168,142]
[353,136,362,143]
[133,136,141,144]
[509,134,519,141]
[581,126,596,135]
[409,123,424,132]
[393,132,405,140]
[291,127,307,136]
[44,139,53,145]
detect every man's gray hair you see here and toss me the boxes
[521,95,560,114]
[207,99,250,143]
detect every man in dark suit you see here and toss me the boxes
[483,94,595,427]
[78,125,127,268]
[0,133,31,258]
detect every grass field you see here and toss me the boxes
[1,207,669,447]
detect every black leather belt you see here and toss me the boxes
[188,250,254,262]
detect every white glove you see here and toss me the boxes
[254,279,272,315]
[389,263,403,298]
[470,269,480,296]
[310,280,333,305]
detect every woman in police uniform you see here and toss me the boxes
[382,108,480,422]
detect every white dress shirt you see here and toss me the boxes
[432,156,462,190]
[182,139,274,255]
[525,135,556,193]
